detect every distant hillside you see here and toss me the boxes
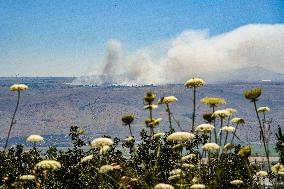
[216,66,284,82]
[0,77,283,147]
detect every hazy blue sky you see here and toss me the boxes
[1,0,283,77]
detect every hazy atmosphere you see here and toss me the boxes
[1,1,284,84]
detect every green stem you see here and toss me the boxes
[128,124,133,137]
[219,118,223,146]
[4,91,21,150]
[149,102,154,136]
[230,124,239,144]
[212,106,218,143]
[224,132,228,146]
[253,100,271,171]
[191,87,196,132]
[166,104,173,130]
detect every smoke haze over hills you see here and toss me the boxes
[73,24,284,85]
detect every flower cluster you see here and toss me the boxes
[10,84,28,91]
[184,78,205,88]
[26,135,44,143]
[34,160,61,170]
[167,132,195,142]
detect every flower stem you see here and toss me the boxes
[149,102,154,135]
[191,87,196,132]
[166,104,173,130]
[219,118,223,146]
[253,100,271,171]
[128,124,133,137]
[4,91,20,150]
[230,123,239,144]
[212,106,218,143]
[224,131,228,147]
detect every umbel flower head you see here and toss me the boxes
[195,124,214,133]
[80,155,94,163]
[190,184,206,189]
[200,97,226,107]
[144,104,158,110]
[99,163,121,174]
[27,135,44,143]
[202,112,215,123]
[99,145,110,154]
[257,106,270,112]
[99,165,114,174]
[237,146,252,157]
[256,171,268,177]
[34,160,61,170]
[145,118,162,128]
[91,137,113,149]
[231,117,245,124]
[185,78,205,88]
[220,126,235,132]
[224,143,234,151]
[10,84,28,91]
[202,143,220,151]
[226,108,237,114]
[212,109,231,119]
[230,180,244,185]
[167,132,195,142]
[243,88,262,101]
[271,163,284,175]
[181,154,196,162]
[158,96,178,104]
[153,132,165,139]
[144,90,156,103]
[121,114,134,125]
[154,183,174,189]
[19,175,35,181]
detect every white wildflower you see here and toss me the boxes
[26,135,44,143]
[220,126,235,132]
[80,155,94,163]
[154,183,174,189]
[91,137,113,149]
[153,132,165,139]
[257,106,270,112]
[190,184,206,189]
[99,165,114,174]
[144,104,158,110]
[170,168,181,175]
[256,171,268,177]
[202,143,220,151]
[230,179,244,185]
[167,132,195,142]
[181,154,196,162]
[158,96,178,104]
[34,160,61,170]
[231,117,245,124]
[213,109,231,118]
[19,175,35,181]
[100,145,110,154]
[195,124,214,133]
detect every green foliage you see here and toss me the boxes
[1,86,283,188]
[276,126,284,164]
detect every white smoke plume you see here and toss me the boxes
[73,24,284,85]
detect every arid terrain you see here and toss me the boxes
[0,77,283,147]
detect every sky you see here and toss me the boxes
[0,0,284,78]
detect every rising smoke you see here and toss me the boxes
[72,24,284,85]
